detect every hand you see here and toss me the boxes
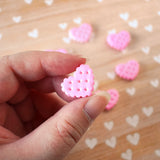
[0,51,108,160]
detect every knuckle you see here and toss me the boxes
[56,119,84,148]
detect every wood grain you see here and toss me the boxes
[0,0,160,159]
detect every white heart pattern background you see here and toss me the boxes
[0,0,160,160]
[28,28,39,38]
[12,16,22,23]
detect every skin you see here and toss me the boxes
[0,51,107,160]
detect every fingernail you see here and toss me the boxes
[76,55,87,62]
[83,91,110,121]
[69,54,86,63]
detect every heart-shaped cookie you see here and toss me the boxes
[106,89,119,110]
[107,31,131,51]
[61,64,94,98]
[69,23,92,43]
[115,60,139,80]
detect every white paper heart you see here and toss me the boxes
[126,87,136,96]
[105,136,116,148]
[106,72,116,80]
[122,49,127,54]
[73,17,82,24]
[97,0,103,2]
[121,149,132,160]
[85,138,97,149]
[58,23,68,30]
[128,20,138,28]
[24,0,32,4]
[44,0,54,6]
[93,80,99,91]
[108,29,116,34]
[104,121,114,130]
[0,33,2,40]
[120,12,129,21]
[12,16,21,23]
[62,37,71,44]
[150,79,159,88]
[126,114,139,127]
[154,55,160,64]
[144,24,153,32]
[126,133,140,145]
[28,29,39,38]
[141,46,150,55]
[155,149,160,157]
[142,107,153,117]
[158,11,160,16]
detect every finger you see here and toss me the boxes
[0,103,25,137]
[30,91,66,119]
[14,91,66,124]
[0,126,19,145]
[8,51,86,80]
[0,92,109,160]
[8,80,29,104]
[14,96,35,122]
[26,77,56,93]
[0,51,85,103]
[27,76,77,102]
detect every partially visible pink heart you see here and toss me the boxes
[107,31,131,51]
[69,23,92,43]
[61,64,94,98]
[115,60,139,80]
[45,49,67,54]
[106,89,119,110]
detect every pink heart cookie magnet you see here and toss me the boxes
[106,89,119,110]
[69,23,92,43]
[107,31,131,51]
[61,64,94,98]
[115,60,139,80]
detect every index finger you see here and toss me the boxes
[8,51,86,81]
[0,51,86,103]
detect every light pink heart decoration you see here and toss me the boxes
[69,23,92,43]
[106,89,119,110]
[115,60,139,80]
[45,49,67,54]
[61,64,94,98]
[107,31,131,51]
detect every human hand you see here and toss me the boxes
[0,51,109,160]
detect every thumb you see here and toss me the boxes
[0,92,109,160]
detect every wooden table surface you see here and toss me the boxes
[0,0,160,160]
